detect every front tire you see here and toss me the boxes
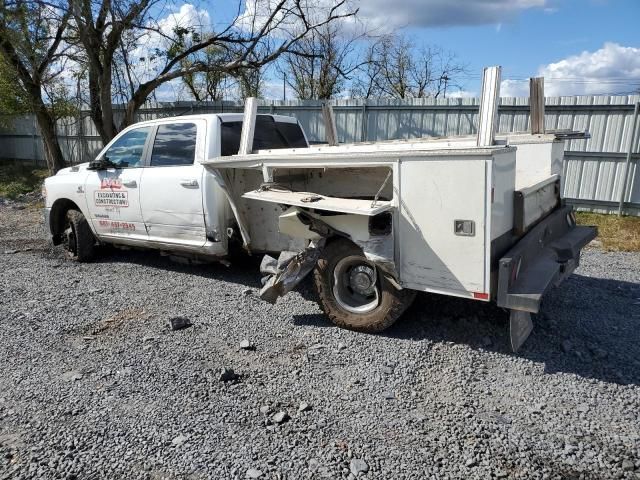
[63,209,96,262]
[313,239,415,333]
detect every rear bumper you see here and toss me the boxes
[497,205,597,313]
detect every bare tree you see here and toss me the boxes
[0,0,73,173]
[377,35,413,99]
[279,22,360,99]
[352,34,468,99]
[349,40,385,98]
[67,0,357,144]
[410,45,467,98]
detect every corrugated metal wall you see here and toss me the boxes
[1,95,639,214]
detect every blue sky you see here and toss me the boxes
[408,0,640,94]
[157,0,640,98]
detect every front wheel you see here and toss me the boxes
[63,209,96,262]
[313,239,415,333]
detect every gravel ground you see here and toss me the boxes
[1,199,639,480]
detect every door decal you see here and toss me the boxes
[94,177,129,207]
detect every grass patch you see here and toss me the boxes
[0,163,49,199]
[576,212,640,252]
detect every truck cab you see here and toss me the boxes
[43,113,308,260]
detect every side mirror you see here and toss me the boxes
[87,158,105,170]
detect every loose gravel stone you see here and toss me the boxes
[622,459,635,471]
[350,458,369,476]
[168,316,192,331]
[561,339,573,353]
[219,367,239,382]
[576,403,590,413]
[1,202,639,479]
[60,371,83,382]
[245,468,262,478]
[298,402,311,412]
[171,434,188,446]
[271,411,289,424]
[239,339,255,350]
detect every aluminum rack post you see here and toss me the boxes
[477,66,502,147]
[529,77,545,135]
[239,97,258,156]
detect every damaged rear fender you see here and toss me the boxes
[258,207,402,303]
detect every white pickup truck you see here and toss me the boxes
[44,69,597,351]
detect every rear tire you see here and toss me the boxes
[313,239,415,333]
[63,209,96,262]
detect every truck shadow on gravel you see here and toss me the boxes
[93,248,639,387]
[91,247,266,289]
[380,273,640,387]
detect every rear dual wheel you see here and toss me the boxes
[313,239,415,333]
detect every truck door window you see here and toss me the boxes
[150,123,197,166]
[220,117,307,156]
[102,127,151,168]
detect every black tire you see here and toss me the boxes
[63,209,96,262]
[313,238,415,333]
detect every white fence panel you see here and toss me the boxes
[1,95,639,214]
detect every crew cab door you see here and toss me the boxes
[84,126,151,241]
[139,121,207,246]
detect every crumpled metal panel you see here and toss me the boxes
[259,239,326,304]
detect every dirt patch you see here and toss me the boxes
[87,307,150,336]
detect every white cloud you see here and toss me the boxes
[132,4,211,83]
[500,79,529,97]
[354,0,549,30]
[447,90,476,99]
[541,43,640,96]
[235,0,552,36]
[501,43,640,97]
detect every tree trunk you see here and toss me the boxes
[35,108,66,174]
[121,84,154,131]
[88,71,109,144]
[99,65,116,141]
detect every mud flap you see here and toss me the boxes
[510,310,533,352]
[259,239,326,303]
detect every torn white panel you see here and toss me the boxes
[279,207,373,242]
[243,188,392,216]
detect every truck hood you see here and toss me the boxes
[55,162,90,176]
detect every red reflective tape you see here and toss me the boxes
[473,292,489,300]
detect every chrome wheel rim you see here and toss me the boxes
[332,256,380,314]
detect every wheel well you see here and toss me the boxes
[50,199,81,245]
